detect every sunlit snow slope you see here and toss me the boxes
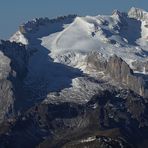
[11,8,148,71]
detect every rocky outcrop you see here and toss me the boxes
[132,60,148,73]
[0,80,14,121]
[106,55,133,83]
[106,55,148,98]
[0,40,29,122]
[87,54,148,98]
[0,40,28,78]
[86,52,107,71]
[112,10,128,27]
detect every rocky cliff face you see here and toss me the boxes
[86,53,148,99]
[0,40,28,122]
[106,55,148,99]
[106,55,133,82]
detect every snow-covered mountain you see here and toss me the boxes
[10,7,148,72]
[0,7,148,148]
[10,7,148,100]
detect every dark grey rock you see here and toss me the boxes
[106,55,133,82]
[0,40,29,122]
[86,52,107,71]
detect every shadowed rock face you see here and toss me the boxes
[0,89,148,148]
[0,40,28,122]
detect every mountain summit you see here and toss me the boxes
[128,7,148,20]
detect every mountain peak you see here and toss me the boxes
[128,7,148,20]
[112,9,124,16]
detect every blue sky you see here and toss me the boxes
[0,0,147,39]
